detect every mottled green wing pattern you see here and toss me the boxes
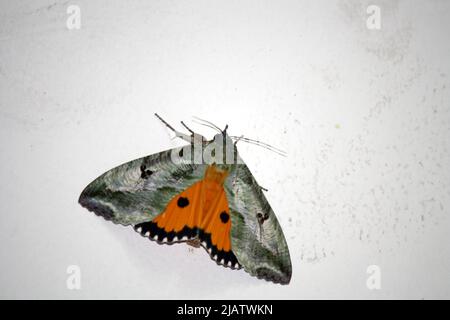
[225,161,292,285]
[78,147,206,225]
[79,137,292,285]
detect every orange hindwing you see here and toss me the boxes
[134,165,240,269]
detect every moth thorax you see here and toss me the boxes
[204,164,228,185]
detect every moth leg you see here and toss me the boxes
[252,178,268,192]
[180,120,206,144]
[154,113,206,144]
[154,113,195,143]
[180,120,194,135]
[155,113,189,140]
[186,238,201,248]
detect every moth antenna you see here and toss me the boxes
[240,139,286,156]
[192,116,222,133]
[233,135,244,145]
[155,113,194,143]
[222,124,229,134]
[239,136,286,154]
[180,121,194,135]
[154,113,176,132]
[192,120,221,133]
[231,136,287,157]
[236,136,286,154]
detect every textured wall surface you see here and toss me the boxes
[0,0,449,299]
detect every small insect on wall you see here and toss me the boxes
[78,114,292,284]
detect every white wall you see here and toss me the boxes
[0,0,449,299]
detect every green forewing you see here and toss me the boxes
[79,147,206,225]
[224,161,292,284]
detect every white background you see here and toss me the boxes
[0,0,449,299]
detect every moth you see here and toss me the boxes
[78,114,292,284]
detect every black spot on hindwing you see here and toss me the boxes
[177,197,189,208]
[220,211,229,223]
